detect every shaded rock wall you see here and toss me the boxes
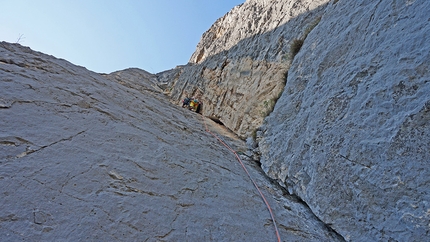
[164,0,330,138]
[259,0,430,241]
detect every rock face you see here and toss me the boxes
[0,42,343,241]
[258,0,430,241]
[2,0,429,240]
[159,0,429,241]
[165,0,331,138]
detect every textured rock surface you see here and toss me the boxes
[0,42,343,241]
[164,0,330,138]
[106,67,161,93]
[259,0,430,241]
[2,0,429,240]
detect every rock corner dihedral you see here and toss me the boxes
[158,0,430,241]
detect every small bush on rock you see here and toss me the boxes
[289,16,321,60]
[290,39,304,59]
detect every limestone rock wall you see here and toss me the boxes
[258,0,430,241]
[106,68,161,92]
[165,0,330,138]
[0,42,343,241]
[161,0,429,240]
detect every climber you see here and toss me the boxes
[189,97,199,112]
[182,97,191,108]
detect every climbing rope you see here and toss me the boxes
[201,115,281,242]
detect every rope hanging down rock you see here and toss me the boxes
[201,115,281,242]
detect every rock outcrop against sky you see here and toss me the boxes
[0,42,342,241]
[165,0,331,139]
[1,0,429,241]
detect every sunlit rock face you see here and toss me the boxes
[2,0,428,240]
[164,0,331,139]
[259,0,430,241]
[0,42,343,241]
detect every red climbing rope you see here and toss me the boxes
[201,115,281,242]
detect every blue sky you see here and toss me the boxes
[1,0,244,74]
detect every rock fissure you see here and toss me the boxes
[15,130,86,159]
[338,154,372,169]
[261,167,346,241]
[0,136,32,147]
